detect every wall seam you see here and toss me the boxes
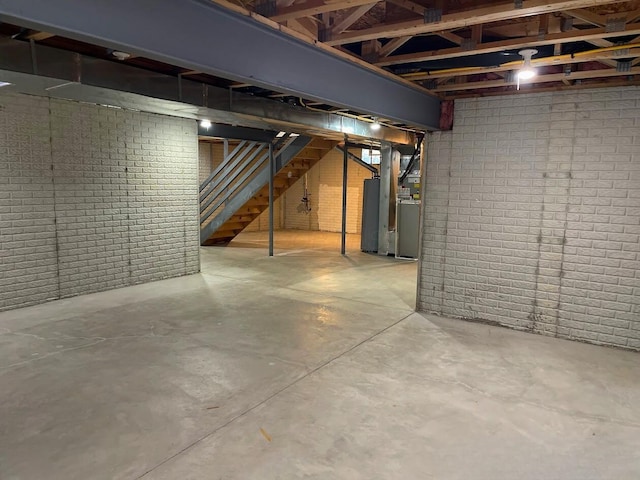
[47,97,62,301]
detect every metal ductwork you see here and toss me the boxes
[0,37,416,144]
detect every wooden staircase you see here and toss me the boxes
[201,137,337,245]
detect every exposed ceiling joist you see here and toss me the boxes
[442,76,640,98]
[405,46,640,80]
[386,0,424,15]
[437,31,465,45]
[432,66,640,92]
[24,31,54,40]
[629,9,640,23]
[331,3,378,35]
[563,8,606,26]
[287,17,318,38]
[270,0,378,22]
[376,23,640,66]
[379,36,412,57]
[326,0,627,45]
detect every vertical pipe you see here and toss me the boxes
[341,137,348,255]
[268,142,275,257]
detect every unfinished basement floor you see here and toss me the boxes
[1,231,639,479]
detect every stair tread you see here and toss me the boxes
[201,140,337,244]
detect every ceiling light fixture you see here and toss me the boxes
[516,49,538,90]
[112,51,131,61]
[371,118,381,131]
[0,81,11,88]
[200,119,212,129]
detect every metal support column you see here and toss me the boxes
[341,137,348,255]
[378,142,391,255]
[268,142,275,257]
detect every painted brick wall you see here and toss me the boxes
[0,92,199,311]
[199,141,213,185]
[0,93,58,308]
[283,149,374,234]
[419,86,640,350]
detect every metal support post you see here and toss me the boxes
[268,142,275,257]
[341,136,348,255]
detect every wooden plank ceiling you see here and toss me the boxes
[243,0,640,99]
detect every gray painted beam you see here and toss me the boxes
[198,124,277,142]
[0,0,441,130]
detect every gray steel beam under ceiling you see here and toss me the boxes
[0,38,414,144]
[0,0,441,130]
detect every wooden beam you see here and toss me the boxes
[326,0,626,45]
[437,31,464,45]
[471,24,482,44]
[538,13,549,34]
[24,31,55,40]
[442,77,640,98]
[563,8,606,26]
[331,2,377,35]
[379,36,412,57]
[386,0,424,15]
[287,17,318,38]
[432,66,640,92]
[627,9,640,23]
[404,47,640,80]
[376,23,640,66]
[271,0,379,22]
[575,28,618,67]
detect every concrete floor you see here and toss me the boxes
[1,231,639,479]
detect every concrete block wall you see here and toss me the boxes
[283,149,373,234]
[0,92,199,311]
[419,86,640,350]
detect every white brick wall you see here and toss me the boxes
[0,92,199,311]
[419,86,640,351]
[199,141,213,185]
[0,94,58,308]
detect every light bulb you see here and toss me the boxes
[371,119,381,131]
[516,48,538,87]
[200,119,212,129]
[517,68,536,80]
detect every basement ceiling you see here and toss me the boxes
[258,0,640,98]
[0,0,638,126]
